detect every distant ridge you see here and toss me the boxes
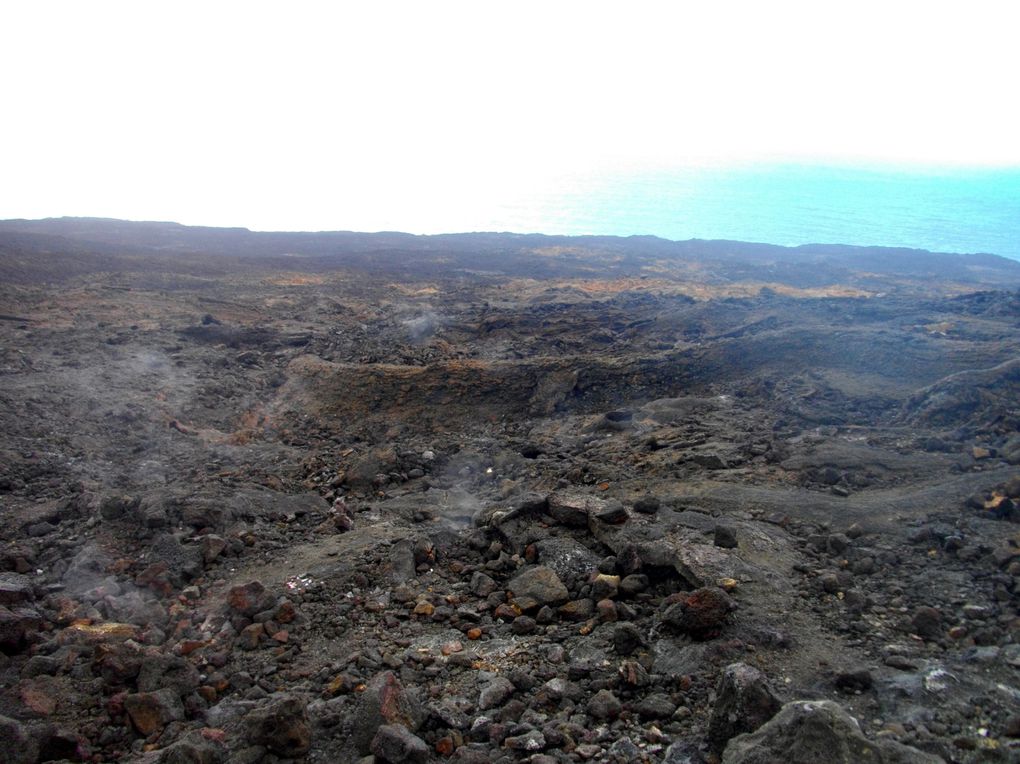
[1,216,1018,290]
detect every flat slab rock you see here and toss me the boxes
[722,700,944,764]
[507,565,569,608]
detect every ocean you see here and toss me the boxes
[504,163,1020,261]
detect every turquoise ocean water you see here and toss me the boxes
[510,164,1020,261]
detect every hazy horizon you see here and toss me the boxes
[3,2,1018,254]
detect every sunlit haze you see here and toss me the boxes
[3,1,1019,234]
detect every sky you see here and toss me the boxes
[2,1,1019,234]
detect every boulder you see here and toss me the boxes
[478,677,515,711]
[508,566,569,608]
[245,694,310,758]
[662,587,735,639]
[226,581,276,617]
[613,622,646,655]
[351,670,423,754]
[532,538,601,585]
[708,662,781,751]
[124,688,186,735]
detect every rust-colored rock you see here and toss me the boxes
[662,586,735,640]
[226,581,276,617]
[123,689,185,735]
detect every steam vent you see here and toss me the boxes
[1,218,1019,762]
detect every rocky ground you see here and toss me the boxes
[1,219,1019,763]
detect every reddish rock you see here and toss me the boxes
[123,688,185,735]
[200,727,227,744]
[275,601,298,624]
[19,678,58,716]
[493,603,519,621]
[135,562,174,596]
[596,598,618,622]
[351,670,423,754]
[662,586,735,639]
[226,581,276,617]
[441,640,463,656]
[436,735,455,756]
[178,639,209,656]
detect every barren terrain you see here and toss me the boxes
[1,218,1019,763]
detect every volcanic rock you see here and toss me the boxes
[633,495,661,515]
[722,700,943,763]
[0,606,40,653]
[714,524,739,549]
[371,724,429,763]
[226,581,276,617]
[507,566,569,608]
[479,676,515,710]
[613,622,646,655]
[157,731,226,764]
[910,607,943,640]
[0,573,33,606]
[124,688,186,735]
[547,492,595,527]
[586,689,622,720]
[352,671,423,754]
[245,694,311,757]
[0,714,37,764]
[635,692,677,720]
[662,586,735,639]
[708,662,782,751]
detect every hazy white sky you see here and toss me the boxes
[2,1,1018,232]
